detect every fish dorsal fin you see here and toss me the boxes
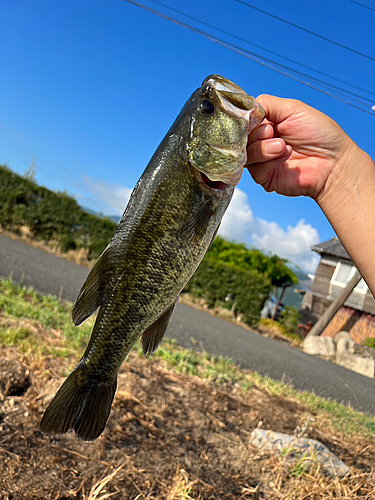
[72,248,111,326]
[141,302,176,355]
[177,198,214,245]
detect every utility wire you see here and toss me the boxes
[123,0,375,115]
[147,0,375,100]
[214,39,375,114]
[347,0,375,13]
[236,0,375,63]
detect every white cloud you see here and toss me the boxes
[219,188,254,242]
[219,188,320,273]
[82,176,132,215]
[251,219,320,272]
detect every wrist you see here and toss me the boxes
[316,141,373,213]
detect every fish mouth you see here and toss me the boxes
[203,75,265,133]
[195,170,233,194]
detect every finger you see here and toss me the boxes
[246,138,289,165]
[247,147,293,186]
[247,123,274,145]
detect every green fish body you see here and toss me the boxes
[40,75,265,440]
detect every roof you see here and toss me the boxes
[311,237,351,260]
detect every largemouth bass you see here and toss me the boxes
[40,75,265,441]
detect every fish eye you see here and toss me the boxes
[200,99,215,115]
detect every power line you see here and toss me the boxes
[213,39,374,114]
[236,0,375,63]
[147,0,375,101]
[347,0,375,13]
[123,0,374,114]
[122,0,375,115]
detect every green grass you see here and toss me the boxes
[1,276,375,439]
[364,337,375,349]
[0,276,91,355]
[142,339,243,384]
[259,317,303,344]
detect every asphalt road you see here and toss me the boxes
[1,234,374,415]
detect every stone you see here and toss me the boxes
[336,334,355,354]
[333,330,352,346]
[303,336,335,357]
[250,429,349,478]
[335,337,374,378]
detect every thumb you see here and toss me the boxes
[255,94,300,125]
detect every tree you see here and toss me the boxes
[206,236,298,287]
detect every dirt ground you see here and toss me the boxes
[1,345,375,500]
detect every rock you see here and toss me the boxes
[0,358,30,397]
[335,337,374,378]
[303,336,335,358]
[303,331,375,378]
[250,429,349,478]
[333,331,352,346]
[336,334,356,354]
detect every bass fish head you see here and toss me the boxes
[187,75,265,190]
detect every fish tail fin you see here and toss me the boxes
[40,363,117,441]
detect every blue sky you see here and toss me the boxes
[1,0,374,272]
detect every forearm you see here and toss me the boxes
[316,143,375,295]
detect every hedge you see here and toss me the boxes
[184,257,272,327]
[0,165,117,259]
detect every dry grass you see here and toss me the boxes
[83,463,127,500]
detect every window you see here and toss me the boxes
[355,278,368,294]
[331,260,368,294]
[331,261,353,286]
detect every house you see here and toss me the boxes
[300,238,375,344]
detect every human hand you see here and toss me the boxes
[246,95,355,200]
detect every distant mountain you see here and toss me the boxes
[294,269,312,292]
[80,206,121,224]
[107,215,121,223]
[274,270,311,310]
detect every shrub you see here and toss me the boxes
[279,306,300,334]
[184,257,272,327]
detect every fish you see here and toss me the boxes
[39,75,265,441]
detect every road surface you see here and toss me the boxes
[1,234,374,414]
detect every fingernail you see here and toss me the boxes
[262,124,272,138]
[252,124,271,140]
[265,140,284,155]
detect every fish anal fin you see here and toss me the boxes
[177,198,214,245]
[72,249,111,326]
[141,302,176,355]
[40,363,117,441]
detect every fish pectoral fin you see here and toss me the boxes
[141,301,176,355]
[72,247,112,326]
[177,198,214,245]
